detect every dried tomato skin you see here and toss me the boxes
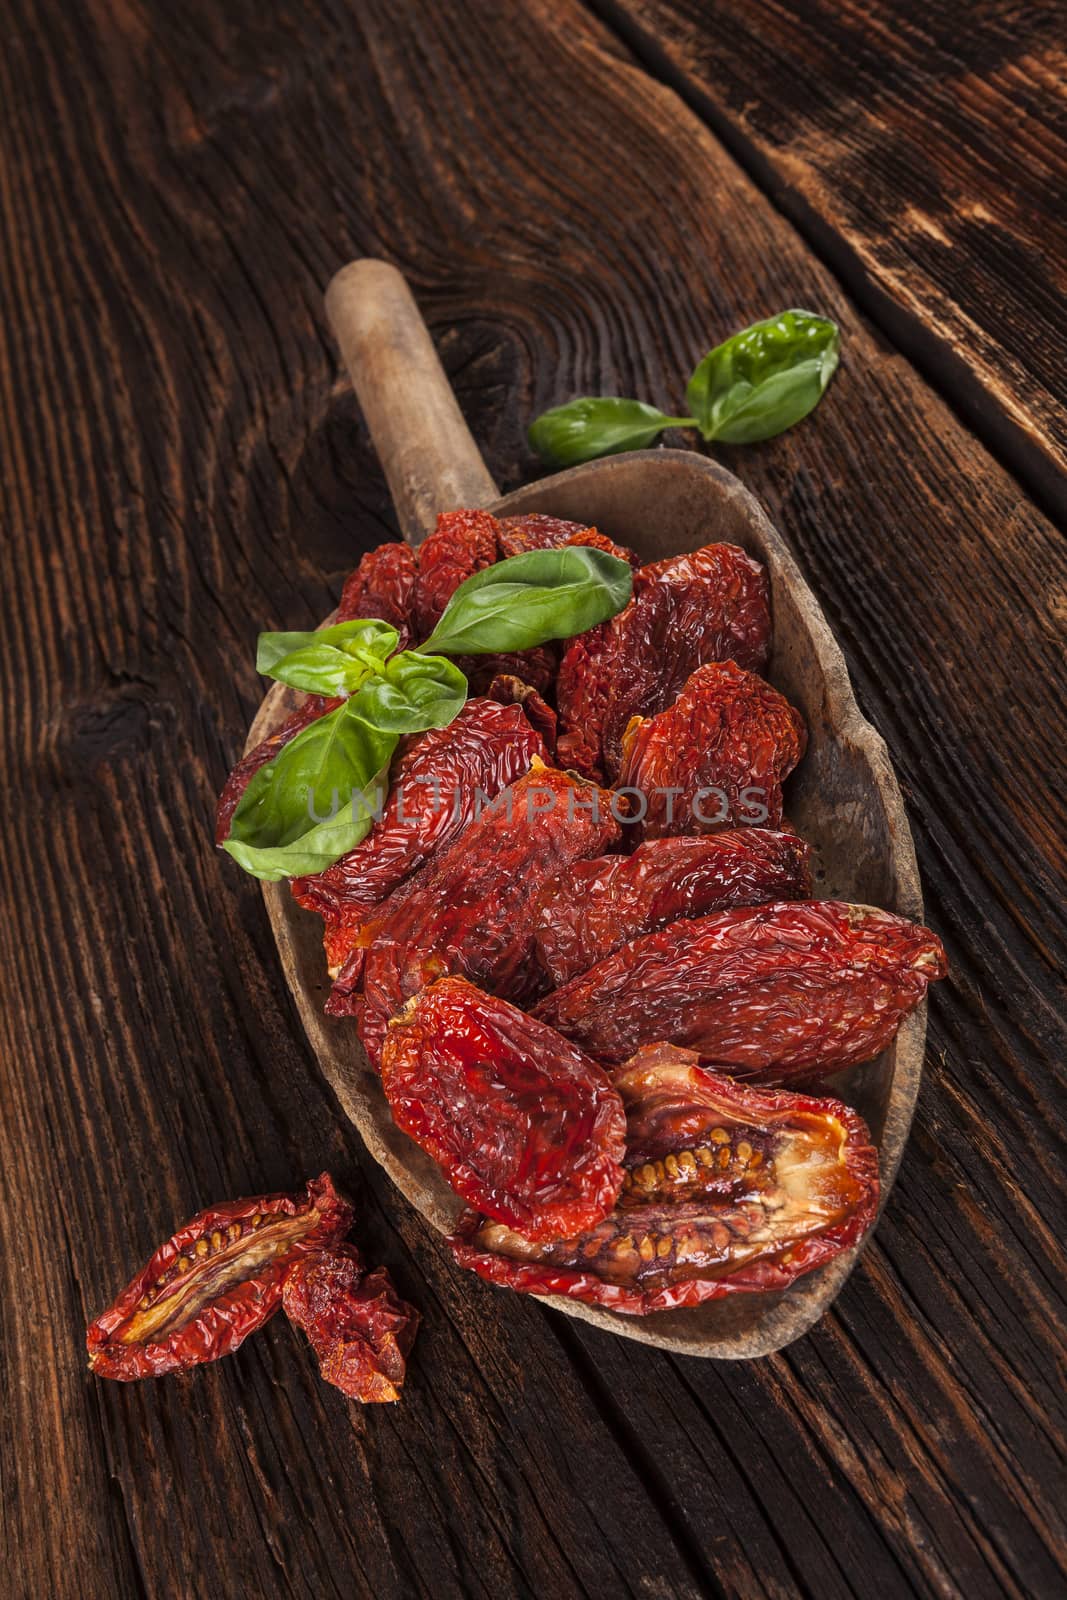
[457,645,559,698]
[292,698,547,977]
[534,829,813,986]
[380,977,626,1241]
[357,763,622,1059]
[449,1044,879,1313]
[496,513,639,569]
[412,508,500,637]
[336,542,418,650]
[215,696,341,845]
[86,1175,353,1380]
[619,660,807,838]
[534,900,947,1077]
[282,1245,419,1404]
[557,543,772,782]
[486,674,558,756]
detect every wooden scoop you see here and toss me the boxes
[246,258,925,1358]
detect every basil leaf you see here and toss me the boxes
[256,619,399,696]
[528,398,695,467]
[223,699,398,882]
[350,652,467,734]
[419,547,633,656]
[685,311,839,444]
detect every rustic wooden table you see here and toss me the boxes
[2,2,1064,1596]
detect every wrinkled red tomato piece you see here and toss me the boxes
[456,645,559,698]
[496,513,638,569]
[534,900,947,1077]
[215,696,342,846]
[291,698,546,978]
[534,829,813,986]
[618,660,807,838]
[336,541,418,650]
[411,508,499,637]
[449,1043,880,1313]
[557,543,771,782]
[356,762,621,1062]
[485,674,558,755]
[380,976,626,1240]
[86,1175,353,1380]
[282,1244,419,1404]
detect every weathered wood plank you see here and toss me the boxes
[589,0,1067,520]
[0,0,1063,1596]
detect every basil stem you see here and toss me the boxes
[685,311,839,444]
[528,398,695,468]
[418,546,633,656]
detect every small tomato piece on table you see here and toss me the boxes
[380,976,626,1242]
[86,1174,353,1380]
[282,1244,419,1404]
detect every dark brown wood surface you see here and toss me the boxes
[594,0,1067,520]
[0,1,1064,1596]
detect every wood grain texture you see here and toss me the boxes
[0,0,1064,1597]
[591,0,1067,521]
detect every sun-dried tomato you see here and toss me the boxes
[86,1175,353,1380]
[456,645,559,698]
[486,674,558,756]
[355,762,621,1060]
[215,697,342,846]
[381,976,626,1240]
[282,1244,419,1404]
[556,543,771,781]
[336,541,418,650]
[534,900,947,1077]
[496,513,638,569]
[411,508,500,638]
[534,829,813,986]
[292,698,546,978]
[449,1043,879,1313]
[618,660,807,838]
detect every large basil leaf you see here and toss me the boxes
[351,652,467,733]
[685,311,839,444]
[528,397,694,467]
[223,699,399,882]
[256,619,399,696]
[419,546,633,656]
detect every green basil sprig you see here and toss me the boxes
[223,546,632,881]
[528,310,839,466]
[256,619,400,697]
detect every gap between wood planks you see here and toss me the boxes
[582,0,1067,532]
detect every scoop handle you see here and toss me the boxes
[325,260,499,547]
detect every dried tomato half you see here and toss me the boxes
[215,696,342,846]
[496,513,638,569]
[380,976,626,1241]
[556,543,771,781]
[282,1244,419,1404]
[534,900,947,1077]
[456,645,559,698]
[486,674,558,756]
[87,1174,353,1380]
[356,761,621,1061]
[449,1043,879,1313]
[534,829,813,986]
[291,698,546,979]
[411,508,500,638]
[618,659,807,838]
[336,542,418,650]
